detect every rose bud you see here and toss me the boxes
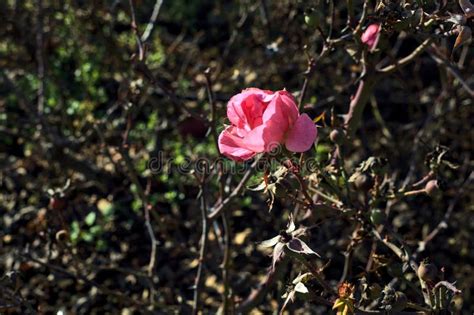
[424,180,439,196]
[329,128,345,145]
[354,172,374,191]
[361,24,381,52]
[417,261,438,283]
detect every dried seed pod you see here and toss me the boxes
[369,208,386,225]
[354,172,374,191]
[424,180,439,196]
[329,128,345,145]
[49,197,67,211]
[391,291,408,311]
[418,261,438,282]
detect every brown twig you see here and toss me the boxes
[377,38,434,74]
[236,257,289,314]
[298,56,317,111]
[119,147,158,279]
[204,68,219,149]
[141,0,164,43]
[21,252,161,311]
[221,206,232,314]
[343,77,377,139]
[35,0,45,115]
[416,171,473,255]
[192,180,210,315]
[134,61,206,124]
[208,156,262,220]
[428,45,474,97]
[128,0,144,61]
[300,258,335,296]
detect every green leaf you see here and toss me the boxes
[85,212,97,226]
[70,221,80,242]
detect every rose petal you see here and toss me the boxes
[218,126,256,161]
[274,90,299,125]
[285,114,317,152]
[227,88,272,129]
[262,91,298,129]
[244,120,286,152]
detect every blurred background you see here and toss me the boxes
[0,0,473,314]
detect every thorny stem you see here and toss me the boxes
[128,0,205,124]
[22,253,161,310]
[353,0,369,36]
[141,0,164,43]
[236,257,289,314]
[204,69,233,313]
[128,0,144,61]
[204,68,219,150]
[93,124,159,301]
[35,0,45,115]
[221,209,232,314]
[208,156,262,220]
[298,56,316,111]
[293,171,315,208]
[377,38,434,74]
[343,77,377,139]
[428,46,474,97]
[134,61,206,123]
[119,148,158,279]
[346,0,355,26]
[416,171,473,255]
[192,183,210,315]
[339,224,362,284]
[300,258,335,295]
[373,229,419,273]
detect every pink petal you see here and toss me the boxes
[243,120,286,153]
[218,127,256,161]
[227,93,250,129]
[262,97,286,129]
[242,124,266,152]
[275,90,299,125]
[227,89,271,129]
[361,24,381,51]
[285,114,317,152]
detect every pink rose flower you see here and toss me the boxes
[218,88,318,161]
[361,24,381,52]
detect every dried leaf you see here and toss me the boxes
[248,181,268,192]
[345,44,359,62]
[272,242,285,270]
[279,290,295,315]
[266,184,276,212]
[259,235,280,249]
[294,282,309,294]
[453,26,472,51]
[286,238,320,257]
[286,215,296,233]
[292,272,312,284]
[312,111,326,124]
